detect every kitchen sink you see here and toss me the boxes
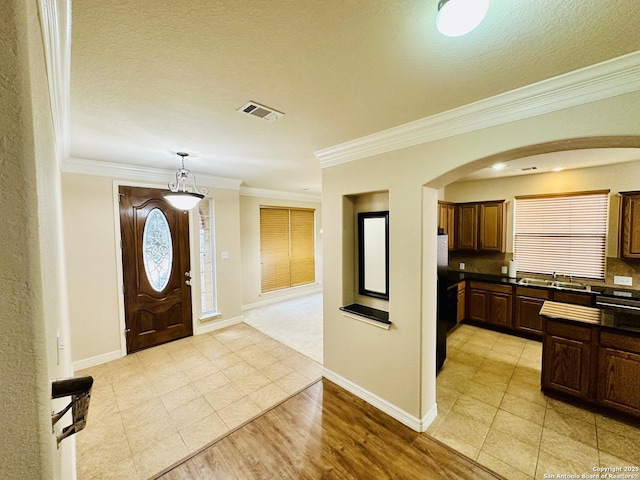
[518,277,554,287]
[552,280,591,292]
[518,277,591,292]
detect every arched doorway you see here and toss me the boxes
[422,136,640,476]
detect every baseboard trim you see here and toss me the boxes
[242,285,322,311]
[195,315,243,335]
[323,368,429,432]
[73,349,122,371]
[421,402,438,432]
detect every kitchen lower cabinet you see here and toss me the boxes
[597,331,640,417]
[514,287,549,337]
[542,319,594,400]
[456,281,465,325]
[540,303,640,420]
[467,281,512,327]
[552,291,593,307]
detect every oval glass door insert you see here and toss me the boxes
[143,208,173,291]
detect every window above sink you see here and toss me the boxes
[513,191,609,281]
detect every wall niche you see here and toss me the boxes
[341,191,390,328]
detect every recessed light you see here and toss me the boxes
[492,163,506,171]
[552,167,564,172]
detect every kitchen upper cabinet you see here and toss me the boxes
[542,319,595,401]
[467,281,512,327]
[479,202,507,252]
[514,287,549,337]
[457,201,506,252]
[438,201,456,250]
[618,191,640,259]
[597,331,640,418]
[457,204,478,250]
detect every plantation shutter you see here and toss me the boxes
[260,207,316,292]
[513,191,609,280]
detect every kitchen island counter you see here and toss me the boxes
[539,300,640,419]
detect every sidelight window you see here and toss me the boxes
[198,199,218,315]
[513,190,609,280]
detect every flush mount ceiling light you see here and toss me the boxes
[492,163,506,171]
[436,0,490,37]
[163,152,208,211]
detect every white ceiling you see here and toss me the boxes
[70,0,640,195]
[457,148,640,182]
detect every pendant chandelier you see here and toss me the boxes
[163,152,208,211]
[436,0,489,37]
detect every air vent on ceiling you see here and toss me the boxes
[238,102,284,122]
[521,166,538,171]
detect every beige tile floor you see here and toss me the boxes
[75,323,323,480]
[243,292,323,363]
[428,324,640,480]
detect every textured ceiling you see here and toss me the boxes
[70,0,640,194]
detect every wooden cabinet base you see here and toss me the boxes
[542,316,640,420]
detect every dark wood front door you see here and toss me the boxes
[119,186,193,353]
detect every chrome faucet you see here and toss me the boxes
[552,271,557,281]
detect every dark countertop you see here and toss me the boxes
[440,270,640,301]
[539,300,640,335]
[440,270,518,288]
[339,303,391,325]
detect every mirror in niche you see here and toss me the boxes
[358,211,389,300]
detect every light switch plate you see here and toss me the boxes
[221,251,229,259]
[459,263,465,270]
[501,266,508,274]
[614,275,632,286]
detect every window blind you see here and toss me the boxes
[289,209,315,286]
[513,191,609,280]
[260,207,315,293]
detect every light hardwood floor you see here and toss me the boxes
[156,379,503,480]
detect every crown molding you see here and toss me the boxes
[239,186,322,202]
[38,0,71,163]
[62,157,243,190]
[316,51,640,168]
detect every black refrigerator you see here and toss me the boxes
[436,232,457,373]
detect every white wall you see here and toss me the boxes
[0,1,74,478]
[322,91,640,430]
[62,175,122,364]
[239,193,323,308]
